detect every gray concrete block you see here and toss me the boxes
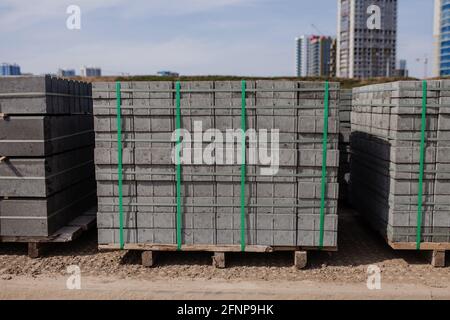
[350,80,450,244]
[93,80,340,248]
[297,230,337,247]
[97,211,137,229]
[256,230,296,246]
[0,178,95,217]
[216,229,257,245]
[1,192,96,237]
[0,76,92,114]
[0,147,95,197]
[0,115,94,156]
[98,228,138,245]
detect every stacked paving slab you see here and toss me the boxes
[338,89,352,203]
[0,76,96,237]
[350,81,450,243]
[94,81,339,248]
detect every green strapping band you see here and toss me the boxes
[116,82,125,250]
[240,80,247,252]
[175,82,183,251]
[319,81,330,249]
[416,80,427,251]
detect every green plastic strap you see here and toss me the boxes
[240,80,247,252]
[416,80,427,251]
[319,81,330,249]
[116,82,124,250]
[175,82,183,251]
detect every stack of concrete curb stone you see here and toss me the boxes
[94,81,339,248]
[338,89,352,203]
[0,76,96,237]
[350,81,450,243]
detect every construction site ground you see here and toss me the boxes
[0,208,449,300]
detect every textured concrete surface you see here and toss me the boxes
[350,81,450,243]
[93,81,340,247]
[0,76,96,237]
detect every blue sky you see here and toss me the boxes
[0,0,435,77]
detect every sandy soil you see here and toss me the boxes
[1,276,450,300]
[0,209,449,299]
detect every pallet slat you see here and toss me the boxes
[98,243,337,253]
[388,241,450,251]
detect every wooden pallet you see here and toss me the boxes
[388,241,449,268]
[99,243,337,269]
[0,208,96,258]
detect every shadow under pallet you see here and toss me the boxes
[98,242,337,269]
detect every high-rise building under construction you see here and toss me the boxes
[296,35,333,77]
[336,0,397,79]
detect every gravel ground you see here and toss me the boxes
[0,208,449,286]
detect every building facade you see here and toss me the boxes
[394,59,409,77]
[434,0,450,76]
[157,71,180,77]
[295,35,310,77]
[0,63,21,76]
[330,39,338,77]
[80,66,101,77]
[296,35,333,77]
[337,0,397,79]
[57,69,76,77]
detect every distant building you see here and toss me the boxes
[295,35,311,77]
[57,69,76,77]
[434,0,450,76]
[329,39,338,78]
[80,66,101,77]
[310,36,333,76]
[0,63,21,76]
[337,0,398,78]
[394,59,409,77]
[157,71,179,77]
[295,35,334,77]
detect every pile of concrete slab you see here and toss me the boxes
[94,81,339,248]
[350,81,450,243]
[338,89,352,203]
[0,76,96,237]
